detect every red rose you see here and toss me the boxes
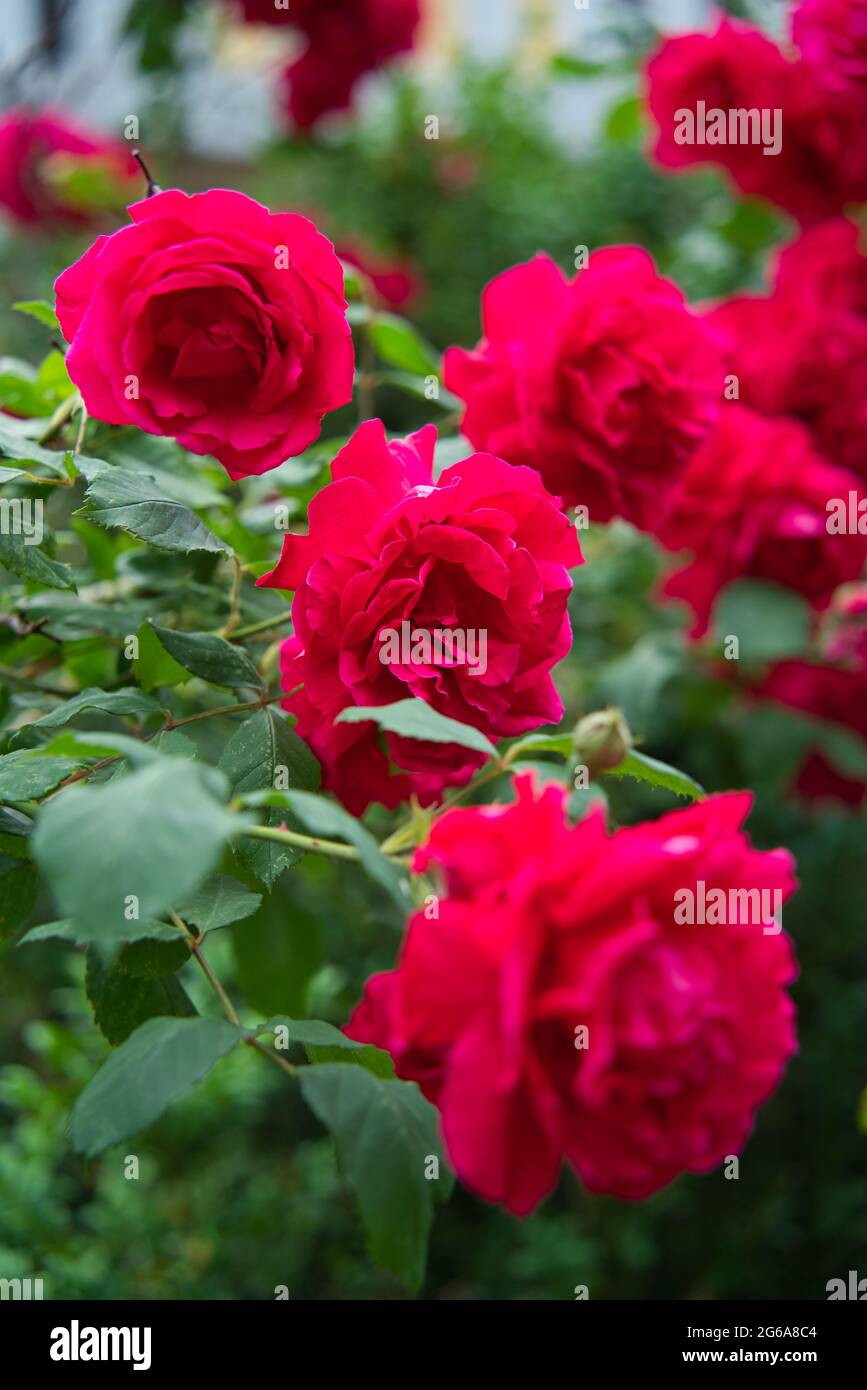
[708,257,867,481]
[773,217,867,314]
[792,0,867,96]
[258,420,582,814]
[659,405,867,637]
[348,775,798,1209]
[645,17,867,224]
[0,107,136,227]
[443,249,722,530]
[54,188,354,480]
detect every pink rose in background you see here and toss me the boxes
[0,107,137,227]
[659,406,867,637]
[645,16,867,223]
[337,238,424,310]
[443,249,722,530]
[258,421,582,814]
[348,775,798,1210]
[54,188,354,480]
[232,0,421,130]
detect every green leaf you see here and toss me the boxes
[220,709,320,887]
[20,686,165,735]
[232,889,323,1016]
[31,760,238,954]
[250,1016,367,1050]
[603,749,705,800]
[714,580,812,663]
[0,858,38,936]
[551,53,609,77]
[263,789,409,912]
[336,698,498,759]
[148,623,263,690]
[174,874,261,935]
[0,420,77,476]
[305,1042,396,1078]
[507,732,575,761]
[0,531,76,592]
[18,916,182,948]
[13,299,60,332]
[70,1016,243,1156]
[77,466,230,554]
[298,1064,448,1289]
[605,93,643,144]
[367,313,440,377]
[86,951,196,1045]
[117,937,191,979]
[132,620,188,692]
[0,751,81,803]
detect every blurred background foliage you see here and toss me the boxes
[0,0,864,1300]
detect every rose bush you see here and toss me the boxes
[4,0,867,1303]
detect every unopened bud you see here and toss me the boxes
[573,708,632,775]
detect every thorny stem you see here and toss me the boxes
[246,1037,298,1078]
[131,148,162,197]
[48,693,286,794]
[37,391,80,445]
[172,909,297,1076]
[219,556,244,639]
[231,610,293,641]
[242,822,362,863]
[172,908,242,1028]
[73,400,88,456]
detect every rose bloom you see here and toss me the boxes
[347,775,797,1209]
[244,0,423,130]
[659,405,867,637]
[54,188,354,480]
[755,584,867,807]
[0,107,136,227]
[707,267,867,481]
[443,249,722,530]
[258,420,582,814]
[773,217,867,315]
[792,0,867,96]
[645,17,867,224]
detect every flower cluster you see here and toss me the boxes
[348,776,798,1209]
[645,6,867,223]
[443,248,723,530]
